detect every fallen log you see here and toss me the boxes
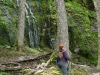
[0,62,21,71]
[0,52,52,71]
[15,52,52,63]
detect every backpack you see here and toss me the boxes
[56,51,63,61]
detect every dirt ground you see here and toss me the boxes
[0,48,100,75]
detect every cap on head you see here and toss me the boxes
[59,44,64,49]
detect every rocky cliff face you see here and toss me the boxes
[0,0,40,47]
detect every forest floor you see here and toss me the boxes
[87,67,100,75]
[0,47,100,75]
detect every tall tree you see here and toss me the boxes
[54,0,70,55]
[93,0,100,70]
[17,0,26,51]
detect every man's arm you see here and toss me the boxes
[63,51,71,61]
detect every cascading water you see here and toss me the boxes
[16,0,19,6]
[25,2,40,48]
[17,0,40,48]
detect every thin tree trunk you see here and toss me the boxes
[17,0,26,51]
[54,0,70,56]
[93,0,100,70]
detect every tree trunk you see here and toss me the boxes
[54,0,70,56]
[93,0,100,70]
[17,0,26,51]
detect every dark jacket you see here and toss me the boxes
[59,49,71,63]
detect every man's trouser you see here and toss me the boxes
[57,61,67,75]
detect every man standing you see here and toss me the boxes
[57,44,71,75]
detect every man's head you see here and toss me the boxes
[59,44,64,49]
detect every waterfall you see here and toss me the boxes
[16,0,19,6]
[25,2,40,47]
[16,0,40,48]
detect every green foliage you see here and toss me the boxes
[0,17,10,45]
[34,66,61,75]
[0,18,8,30]
[66,1,97,65]
[0,71,10,75]
[32,0,56,48]
[73,68,87,75]
[49,51,57,63]
[2,0,16,8]
[0,0,17,46]
[25,47,40,54]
